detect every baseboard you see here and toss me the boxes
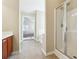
[46,51,54,56]
[41,48,46,56]
[41,48,70,59]
[41,48,54,56]
[53,49,69,59]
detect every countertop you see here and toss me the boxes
[2,32,13,39]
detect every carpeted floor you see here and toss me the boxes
[9,40,59,59]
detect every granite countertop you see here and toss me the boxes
[2,32,13,39]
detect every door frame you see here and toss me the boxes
[54,1,71,59]
[54,2,64,52]
[19,6,22,53]
[19,11,36,53]
[21,15,36,41]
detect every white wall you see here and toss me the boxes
[36,11,45,35]
[20,0,45,13]
[3,0,19,51]
[35,10,46,54]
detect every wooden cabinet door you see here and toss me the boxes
[7,36,13,57]
[2,39,8,59]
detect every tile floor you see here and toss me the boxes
[9,40,59,59]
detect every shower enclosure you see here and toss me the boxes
[55,1,77,59]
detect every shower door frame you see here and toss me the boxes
[54,1,71,58]
[54,2,65,54]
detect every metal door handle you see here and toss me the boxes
[61,24,63,28]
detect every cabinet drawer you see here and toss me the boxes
[2,36,13,59]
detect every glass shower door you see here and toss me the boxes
[66,8,77,58]
[56,1,67,54]
[56,5,65,53]
[56,1,77,59]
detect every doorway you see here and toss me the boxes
[22,15,35,41]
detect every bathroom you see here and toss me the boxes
[2,0,77,59]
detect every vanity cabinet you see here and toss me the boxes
[2,36,13,59]
[7,36,13,57]
[2,39,8,59]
